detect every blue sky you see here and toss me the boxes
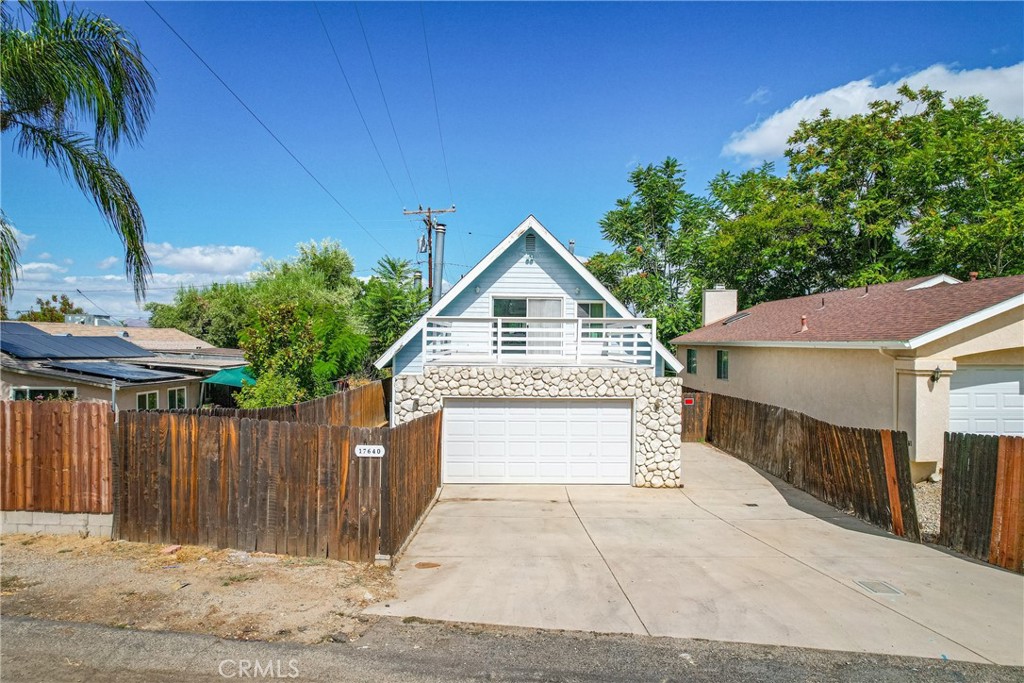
[3,1,1022,317]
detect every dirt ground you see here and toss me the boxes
[0,533,394,644]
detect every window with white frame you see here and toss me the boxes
[167,387,187,410]
[576,302,605,318]
[10,387,76,401]
[137,391,158,410]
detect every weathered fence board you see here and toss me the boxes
[1,401,112,513]
[113,411,391,561]
[939,433,1024,573]
[380,412,443,556]
[171,382,387,428]
[680,391,711,442]
[706,393,920,541]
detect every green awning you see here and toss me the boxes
[201,366,255,388]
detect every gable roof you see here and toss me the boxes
[374,215,683,372]
[671,274,1024,349]
[18,322,213,351]
[1,322,153,360]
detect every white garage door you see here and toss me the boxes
[949,366,1024,435]
[443,399,632,484]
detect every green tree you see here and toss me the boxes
[1,0,156,301]
[17,293,84,322]
[701,165,847,307]
[145,282,251,348]
[787,85,1024,281]
[586,158,713,343]
[358,256,429,361]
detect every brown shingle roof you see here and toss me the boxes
[19,323,212,350]
[671,274,1024,346]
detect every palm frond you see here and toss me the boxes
[12,119,151,298]
[0,213,21,303]
[1,0,155,149]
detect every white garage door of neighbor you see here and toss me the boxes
[443,399,632,484]
[949,366,1024,435]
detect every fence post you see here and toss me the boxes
[376,428,393,563]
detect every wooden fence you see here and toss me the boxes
[170,381,387,428]
[939,433,1024,573]
[112,410,441,562]
[708,394,920,541]
[1,401,112,513]
[680,391,711,442]
[381,411,442,556]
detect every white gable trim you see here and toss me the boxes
[906,293,1024,349]
[374,215,683,372]
[906,274,961,290]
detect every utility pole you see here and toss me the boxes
[404,205,456,304]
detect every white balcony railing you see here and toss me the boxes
[423,317,657,367]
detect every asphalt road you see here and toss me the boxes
[2,616,1020,683]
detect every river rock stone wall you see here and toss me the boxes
[393,366,684,487]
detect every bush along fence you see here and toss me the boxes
[112,410,442,563]
[700,392,920,541]
[939,433,1024,573]
[167,381,387,428]
[1,400,112,514]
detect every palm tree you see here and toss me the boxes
[1,0,155,301]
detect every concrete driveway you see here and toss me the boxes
[367,444,1024,665]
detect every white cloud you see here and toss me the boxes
[97,256,119,270]
[17,262,67,282]
[148,242,263,275]
[723,62,1024,160]
[38,252,52,260]
[10,227,35,248]
[745,86,771,105]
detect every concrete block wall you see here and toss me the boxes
[1,511,113,538]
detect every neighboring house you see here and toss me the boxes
[672,275,1024,480]
[1,322,205,411]
[22,322,214,351]
[374,216,685,487]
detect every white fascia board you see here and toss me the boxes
[906,274,961,290]
[374,214,683,373]
[373,216,541,369]
[671,340,910,350]
[906,294,1024,349]
[525,218,683,373]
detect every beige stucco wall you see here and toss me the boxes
[0,370,202,412]
[674,306,1023,480]
[677,346,897,429]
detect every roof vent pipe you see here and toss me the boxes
[568,239,576,255]
[800,315,809,333]
[969,271,979,281]
[432,223,446,305]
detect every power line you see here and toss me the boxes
[420,2,454,207]
[143,1,392,256]
[353,2,420,205]
[314,2,405,207]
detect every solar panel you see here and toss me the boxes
[1,321,48,336]
[45,361,184,382]
[0,333,152,359]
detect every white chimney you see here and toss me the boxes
[702,285,738,326]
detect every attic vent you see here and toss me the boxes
[722,311,750,326]
[524,233,536,253]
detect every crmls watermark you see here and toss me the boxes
[218,659,299,678]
